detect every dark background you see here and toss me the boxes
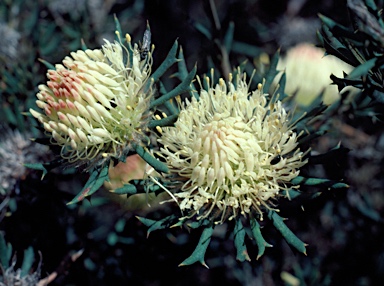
[1,0,384,285]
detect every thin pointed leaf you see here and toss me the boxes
[186,219,211,229]
[150,65,197,108]
[268,210,307,255]
[291,176,349,189]
[136,215,178,237]
[38,58,55,70]
[133,143,169,173]
[67,164,109,205]
[23,163,48,179]
[234,219,250,262]
[20,247,34,277]
[224,22,235,52]
[347,58,377,79]
[179,225,214,268]
[264,50,280,91]
[250,218,272,260]
[110,184,137,195]
[148,114,178,128]
[150,40,179,83]
[0,233,10,268]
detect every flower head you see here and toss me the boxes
[30,33,153,164]
[158,70,308,222]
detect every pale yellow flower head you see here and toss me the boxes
[158,70,308,222]
[30,33,153,163]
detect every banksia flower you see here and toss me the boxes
[158,70,308,223]
[29,32,153,166]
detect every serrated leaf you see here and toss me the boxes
[268,210,307,255]
[250,218,272,260]
[67,164,109,205]
[137,215,178,237]
[233,219,250,262]
[179,225,214,268]
[20,247,34,277]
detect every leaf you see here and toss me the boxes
[264,50,280,92]
[20,247,34,277]
[150,65,197,109]
[268,210,307,255]
[150,40,179,84]
[38,58,55,71]
[250,218,272,260]
[133,143,169,173]
[224,21,235,52]
[136,215,178,237]
[0,233,11,268]
[110,184,137,195]
[148,114,178,128]
[347,58,377,79]
[67,164,109,205]
[179,225,214,268]
[23,163,48,179]
[233,219,250,262]
[291,176,349,189]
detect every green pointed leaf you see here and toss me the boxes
[291,176,349,189]
[133,143,169,173]
[298,130,327,145]
[282,189,302,200]
[136,215,178,237]
[0,233,11,268]
[148,114,178,128]
[179,225,214,268]
[67,164,109,205]
[186,219,211,229]
[177,47,199,99]
[194,22,212,40]
[20,247,34,277]
[150,40,179,84]
[233,219,250,262]
[38,58,55,70]
[268,210,307,255]
[150,65,197,108]
[23,163,48,179]
[250,218,272,260]
[347,58,377,79]
[264,50,280,92]
[224,21,235,52]
[110,184,137,195]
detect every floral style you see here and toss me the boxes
[158,70,308,222]
[30,33,153,164]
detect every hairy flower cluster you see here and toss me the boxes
[30,34,153,164]
[158,71,308,222]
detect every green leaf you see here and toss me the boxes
[179,225,214,268]
[186,219,211,229]
[0,233,11,268]
[291,176,349,189]
[133,143,169,173]
[224,21,235,52]
[150,65,197,109]
[38,58,55,70]
[110,184,137,195]
[23,163,48,179]
[148,114,178,128]
[20,247,34,277]
[233,219,250,262]
[67,164,109,205]
[136,215,178,237]
[268,210,307,255]
[264,50,280,92]
[250,218,272,259]
[150,40,179,84]
[347,58,377,79]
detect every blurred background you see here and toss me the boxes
[1,0,384,285]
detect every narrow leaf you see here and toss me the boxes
[347,58,377,79]
[250,218,272,259]
[136,215,178,237]
[20,247,34,277]
[179,225,214,268]
[268,210,307,255]
[291,176,349,189]
[67,164,109,205]
[133,144,169,173]
[233,219,251,262]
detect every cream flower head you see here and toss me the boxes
[158,70,308,222]
[30,32,153,164]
